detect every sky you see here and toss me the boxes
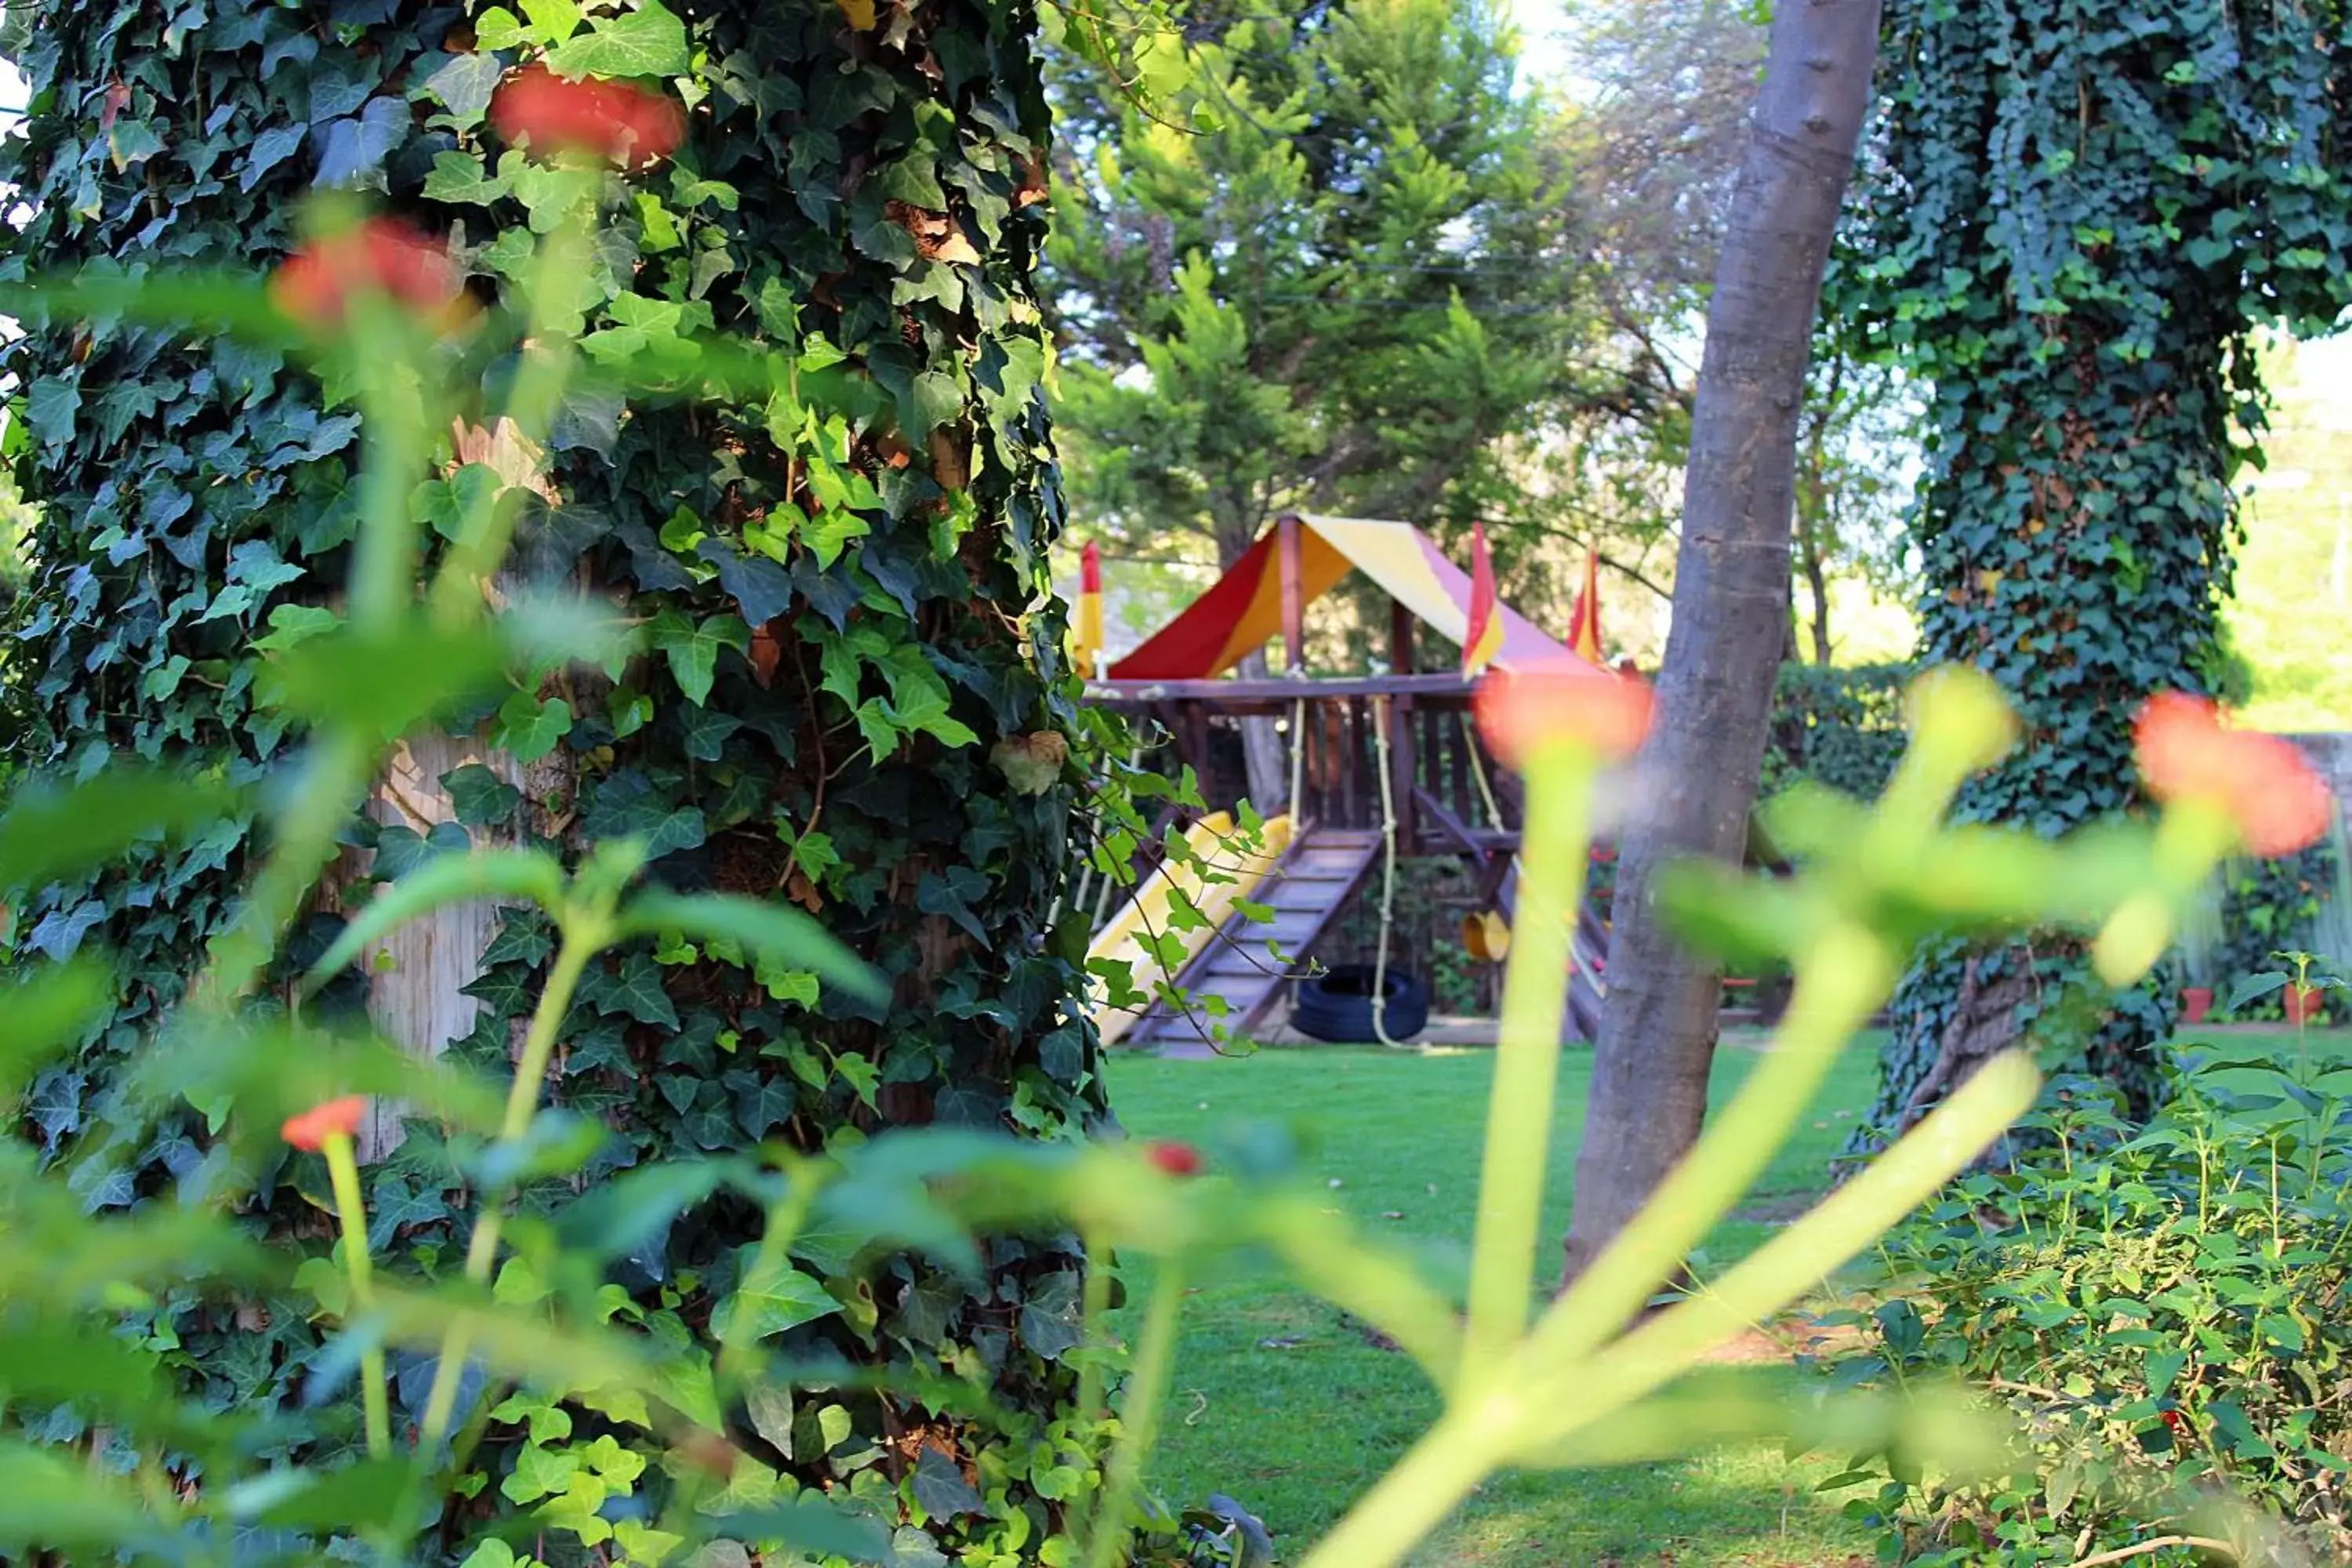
[1508,0,1579,86]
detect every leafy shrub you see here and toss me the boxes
[1836,1023,2352,1563]
[1761,662,1914,803]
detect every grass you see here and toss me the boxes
[1102,1036,1884,1568]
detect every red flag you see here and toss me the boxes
[1462,521,1504,677]
[1567,545,1603,665]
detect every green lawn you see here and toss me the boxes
[1102,1038,1883,1568]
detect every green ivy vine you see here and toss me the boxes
[1844,0,2352,1129]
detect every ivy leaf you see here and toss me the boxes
[26,377,79,455]
[419,53,505,124]
[420,150,508,205]
[649,608,750,706]
[442,764,523,829]
[1011,1279,1082,1363]
[597,951,681,1029]
[493,692,573,764]
[546,1,689,79]
[907,368,964,434]
[695,538,797,626]
[910,1449,984,1520]
[313,97,410,189]
[243,124,308,191]
[106,117,166,172]
[680,706,742,762]
[365,1175,453,1251]
[731,1074,800,1138]
[474,6,530,49]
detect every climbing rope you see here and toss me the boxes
[1368,695,1406,1047]
[1286,691,1308,824]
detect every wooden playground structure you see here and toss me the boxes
[1081,514,1612,1049]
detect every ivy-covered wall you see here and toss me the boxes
[1849,1,2352,1130]
[3,0,1102,1553]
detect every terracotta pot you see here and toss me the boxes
[2181,986,2214,1024]
[2285,984,2326,1026]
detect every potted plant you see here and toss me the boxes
[2177,873,2223,1024]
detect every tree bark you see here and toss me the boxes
[1562,0,1883,1287]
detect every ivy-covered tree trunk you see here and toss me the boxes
[1561,0,1882,1287]
[1853,2,2352,1133]
[4,0,1100,1553]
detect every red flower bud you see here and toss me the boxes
[489,65,685,170]
[1474,666,1654,771]
[270,219,465,331]
[282,1096,367,1152]
[2135,692,2333,858]
[1144,1139,1202,1178]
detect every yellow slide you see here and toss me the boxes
[1088,813,1295,1047]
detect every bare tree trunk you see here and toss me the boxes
[1235,650,1292,814]
[1797,354,1846,665]
[1800,521,1835,665]
[1562,0,1883,1288]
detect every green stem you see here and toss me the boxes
[1082,1256,1187,1568]
[198,729,375,1008]
[429,221,587,625]
[1524,922,1893,1372]
[1074,1224,1115,1436]
[717,1162,819,1386]
[416,927,598,1449]
[323,1131,390,1457]
[332,290,437,639]
[1460,744,1593,1383]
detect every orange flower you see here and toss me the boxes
[489,65,685,170]
[282,1096,367,1152]
[270,219,465,330]
[1473,665,1653,770]
[2134,692,2334,857]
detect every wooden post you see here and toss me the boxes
[1277,514,1307,677]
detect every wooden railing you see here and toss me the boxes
[1089,673,1522,858]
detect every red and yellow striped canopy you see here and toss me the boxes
[1106,516,1588,681]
